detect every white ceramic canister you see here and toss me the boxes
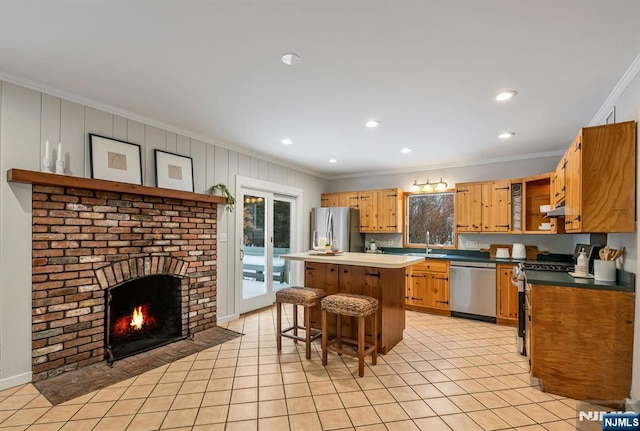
[512,243,527,260]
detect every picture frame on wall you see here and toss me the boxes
[89,134,143,185]
[154,150,194,192]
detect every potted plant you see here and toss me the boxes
[209,183,235,212]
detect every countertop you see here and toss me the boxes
[379,248,635,293]
[524,269,634,293]
[280,252,424,268]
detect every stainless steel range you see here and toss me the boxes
[513,260,574,355]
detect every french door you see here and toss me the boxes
[237,186,295,314]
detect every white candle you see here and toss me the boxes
[57,142,63,161]
[319,237,327,246]
[45,140,50,159]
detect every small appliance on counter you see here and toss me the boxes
[511,243,527,260]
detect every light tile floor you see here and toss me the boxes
[0,308,580,430]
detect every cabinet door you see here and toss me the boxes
[497,265,517,322]
[358,190,377,232]
[564,134,582,232]
[377,188,402,232]
[339,265,381,343]
[427,272,450,310]
[408,270,429,307]
[339,192,360,209]
[320,193,341,207]
[455,183,481,232]
[553,157,567,205]
[482,181,510,232]
[304,262,339,327]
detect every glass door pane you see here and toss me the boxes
[273,197,292,291]
[240,190,273,313]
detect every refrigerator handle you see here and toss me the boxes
[327,212,333,234]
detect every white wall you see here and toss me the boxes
[608,66,640,402]
[328,155,582,254]
[0,80,327,389]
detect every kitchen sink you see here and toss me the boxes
[404,252,448,258]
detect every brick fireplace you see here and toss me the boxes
[29,183,219,381]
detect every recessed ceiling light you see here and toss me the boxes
[281,138,293,145]
[499,132,516,139]
[400,148,412,153]
[365,120,381,128]
[495,90,518,101]
[281,53,300,66]
[329,158,337,163]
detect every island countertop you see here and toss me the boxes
[280,251,424,268]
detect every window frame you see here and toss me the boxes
[403,189,457,249]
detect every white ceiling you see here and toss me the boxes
[1,1,639,178]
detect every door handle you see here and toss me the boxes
[240,249,244,261]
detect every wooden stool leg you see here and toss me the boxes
[293,304,298,342]
[321,309,328,366]
[304,304,312,359]
[371,312,377,365]
[358,315,365,377]
[276,300,282,352]
[336,314,342,354]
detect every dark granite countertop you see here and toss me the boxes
[381,247,634,293]
[524,269,634,293]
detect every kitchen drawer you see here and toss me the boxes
[415,259,448,273]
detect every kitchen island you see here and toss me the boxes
[281,252,423,353]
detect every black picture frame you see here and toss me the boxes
[154,149,195,192]
[89,134,143,185]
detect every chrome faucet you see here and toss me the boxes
[425,231,431,255]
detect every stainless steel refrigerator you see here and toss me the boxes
[310,207,364,252]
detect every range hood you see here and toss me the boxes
[544,206,565,218]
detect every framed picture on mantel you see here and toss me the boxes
[89,134,143,185]
[154,150,194,192]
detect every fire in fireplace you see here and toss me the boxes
[106,274,187,364]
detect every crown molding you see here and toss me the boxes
[589,52,640,126]
[327,150,566,180]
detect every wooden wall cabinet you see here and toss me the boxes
[496,264,517,325]
[528,283,634,400]
[321,188,401,233]
[563,121,636,233]
[454,182,482,232]
[481,180,511,232]
[358,188,402,233]
[551,156,567,206]
[455,181,510,232]
[405,259,450,315]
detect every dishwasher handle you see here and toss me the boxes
[450,261,496,269]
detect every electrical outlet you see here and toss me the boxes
[388,240,393,246]
[466,240,478,249]
[219,233,227,242]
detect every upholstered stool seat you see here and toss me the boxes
[321,293,378,376]
[276,286,326,359]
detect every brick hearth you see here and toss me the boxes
[30,185,218,381]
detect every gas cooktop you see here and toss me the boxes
[521,261,575,272]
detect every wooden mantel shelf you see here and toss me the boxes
[7,169,228,205]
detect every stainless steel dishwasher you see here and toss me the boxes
[449,261,497,322]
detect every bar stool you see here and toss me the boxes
[321,293,378,377]
[276,286,326,359]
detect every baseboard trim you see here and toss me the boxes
[0,372,32,391]
[217,313,239,324]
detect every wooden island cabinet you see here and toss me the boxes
[282,252,422,354]
[526,281,634,400]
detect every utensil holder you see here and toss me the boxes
[594,260,616,282]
